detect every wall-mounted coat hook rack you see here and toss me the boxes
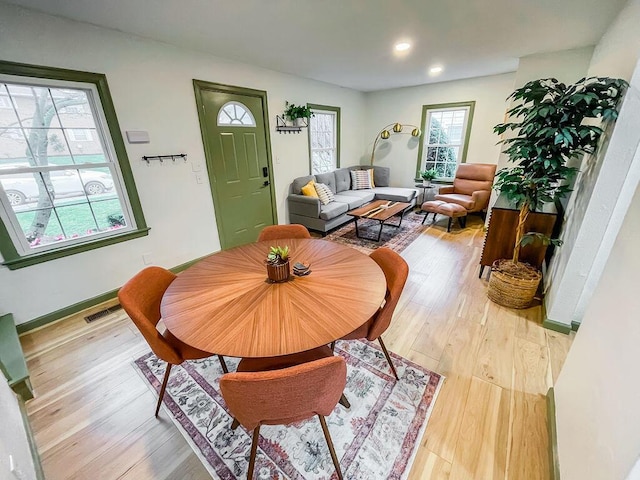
[142,154,187,164]
[275,115,307,134]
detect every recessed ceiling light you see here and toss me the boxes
[395,42,411,52]
[429,65,443,75]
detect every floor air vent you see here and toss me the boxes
[85,304,122,323]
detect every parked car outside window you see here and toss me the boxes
[0,165,114,206]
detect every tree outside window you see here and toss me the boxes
[307,104,340,175]
[417,102,475,180]
[0,62,147,269]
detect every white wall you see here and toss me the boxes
[0,375,38,480]
[553,5,640,475]
[489,47,595,210]
[555,177,640,480]
[363,73,516,187]
[544,0,640,327]
[544,70,640,325]
[0,3,366,325]
[589,0,640,80]
[514,47,594,87]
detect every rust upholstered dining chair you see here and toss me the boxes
[118,266,229,417]
[257,224,311,242]
[335,247,409,380]
[220,355,346,480]
[434,163,497,217]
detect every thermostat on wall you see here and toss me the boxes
[126,130,150,144]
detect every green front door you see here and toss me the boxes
[194,81,276,249]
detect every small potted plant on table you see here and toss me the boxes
[419,168,438,187]
[488,76,627,309]
[284,102,313,127]
[266,245,290,282]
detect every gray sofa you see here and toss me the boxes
[288,166,417,233]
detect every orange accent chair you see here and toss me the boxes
[118,266,229,417]
[257,224,311,242]
[220,355,346,480]
[336,247,409,380]
[434,163,497,216]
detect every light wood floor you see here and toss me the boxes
[20,215,573,479]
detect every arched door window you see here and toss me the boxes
[217,101,256,127]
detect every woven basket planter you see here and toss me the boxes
[266,260,290,283]
[487,259,542,309]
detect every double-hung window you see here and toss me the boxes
[308,104,340,175]
[0,62,147,269]
[417,101,475,180]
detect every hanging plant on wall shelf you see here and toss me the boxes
[488,76,628,309]
[284,102,314,127]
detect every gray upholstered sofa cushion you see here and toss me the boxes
[319,201,348,220]
[335,168,351,193]
[292,175,315,194]
[315,172,337,193]
[337,189,376,202]
[371,187,417,203]
[332,194,367,209]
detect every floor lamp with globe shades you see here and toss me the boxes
[370,122,421,165]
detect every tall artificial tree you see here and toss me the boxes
[494,76,627,272]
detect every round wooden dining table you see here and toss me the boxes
[161,239,387,358]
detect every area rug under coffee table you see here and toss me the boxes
[134,340,443,479]
[325,211,427,255]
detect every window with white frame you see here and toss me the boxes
[0,63,146,269]
[308,105,340,175]
[418,102,474,179]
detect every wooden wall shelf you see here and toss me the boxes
[275,115,307,134]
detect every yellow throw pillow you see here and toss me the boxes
[301,180,318,198]
[369,169,376,188]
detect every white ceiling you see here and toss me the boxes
[3,0,628,91]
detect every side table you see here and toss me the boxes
[414,183,439,207]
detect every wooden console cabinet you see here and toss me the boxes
[479,195,557,277]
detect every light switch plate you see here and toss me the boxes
[126,130,150,144]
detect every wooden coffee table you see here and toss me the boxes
[347,200,411,242]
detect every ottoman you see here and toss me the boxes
[421,200,467,232]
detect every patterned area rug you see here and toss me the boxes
[325,211,427,254]
[134,340,443,479]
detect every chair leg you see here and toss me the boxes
[231,418,240,430]
[318,415,344,480]
[421,212,428,225]
[218,355,229,373]
[247,425,260,479]
[447,217,452,232]
[155,362,173,417]
[330,341,336,352]
[378,337,399,380]
[339,393,351,409]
